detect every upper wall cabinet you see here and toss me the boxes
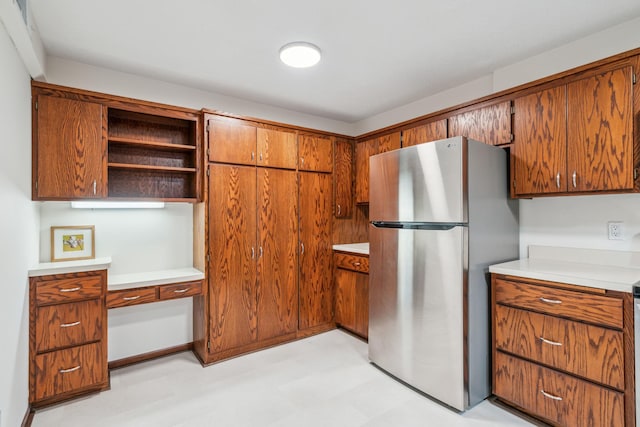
[298,134,333,172]
[513,66,634,197]
[448,101,512,146]
[32,83,201,201]
[402,119,447,147]
[207,116,257,166]
[355,132,400,204]
[334,138,353,218]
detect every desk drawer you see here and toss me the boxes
[36,299,102,352]
[36,275,103,305]
[159,281,202,300]
[107,287,158,308]
[334,253,369,273]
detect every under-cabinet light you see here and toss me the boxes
[70,201,165,209]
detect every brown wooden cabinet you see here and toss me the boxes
[513,66,634,196]
[334,138,353,218]
[299,134,333,172]
[29,270,108,407]
[355,132,400,204]
[32,82,201,201]
[402,119,447,147]
[492,274,635,426]
[334,251,369,339]
[298,171,333,331]
[448,101,512,146]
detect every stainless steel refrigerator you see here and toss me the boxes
[368,136,518,411]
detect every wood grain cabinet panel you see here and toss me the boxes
[298,171,333,330]
[33,94,106,199]
[567,66,634,192]
[159,281,203,300]
[448,101,512,146]
[36,275,103,305]
[107,287,158,308]
[494,352,624,427]
[33,342,106,402]
[334,268,356,332]
[256,128,297,169]
[35,299,102,353]
[402,119,447,147]
[207,117,257,165]
[355,138,376,204]
[334,138,353,218]
[299,134,333,172]
[495,305,624,389]
[334,253,369,339]
[257,168,298,340]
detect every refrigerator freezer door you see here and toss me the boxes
[369,137,466,223]
[368,224,467,411]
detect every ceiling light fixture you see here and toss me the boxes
[279,42,321,68]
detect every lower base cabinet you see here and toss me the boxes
[491,274,635,426]
[334,251,369,339]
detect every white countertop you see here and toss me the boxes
[333,242,369,255]
[29,257,112,277]
[108,267,205,290]
[489,246,640,293]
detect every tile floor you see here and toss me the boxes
[32,330,534,427]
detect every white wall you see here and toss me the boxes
[0,20,39,427]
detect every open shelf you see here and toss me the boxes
[108,163,197,173]
[108,136,196,151]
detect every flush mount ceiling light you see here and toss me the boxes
[279,42,321,68]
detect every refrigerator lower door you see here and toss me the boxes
[369,224,468,411]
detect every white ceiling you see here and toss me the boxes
[29,0,640,123]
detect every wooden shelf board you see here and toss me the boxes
[108,136,196,151]
[107,163,197,173]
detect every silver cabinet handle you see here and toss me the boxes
[93,180,97,195]
[300,157,305,166]
[173,288,189,293]
[539,297,562,304]
[353,262,361,267]
[59,287,81,293]
[300,242,305,255]
[539,336,562,346]
[251,152,255,161]
[123,296,141,301]
[259,246,263,258]
[572,171,577,188]
[60,321,80,328]
[337,204,341,216]
[540,390,562,401]
[556,172,560,188]
[251,247,255,259]
[59,365,81,374]
[259,152,263,161]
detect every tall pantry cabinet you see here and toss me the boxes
[195,113,334,364]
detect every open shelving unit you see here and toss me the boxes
[107,108,198,200]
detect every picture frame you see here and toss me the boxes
[50,225,95,262]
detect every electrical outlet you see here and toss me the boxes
[608,221,624,240]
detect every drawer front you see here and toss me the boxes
[334,253,369,273]
[494,278,622,329]
[107,287,158,308]
[36,299,102,352]
[36,275,103,305]
[34,342,106,402]
[495,305,624,389]
[494,352,624,427]
[158,281,203,301]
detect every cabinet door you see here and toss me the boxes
[567,67,633,192]
[334,138,353,218]
[377,132,401,153]
[354,272,369,339]
[34,95,106,199]
[299,134,333,172]
[448,101,512,146]
[334,268,356,331]
[256,128,297,169]
[208,164,257,352]
[257,168,298,340]
[208,117,257,165]
[298,172,333,330]
[513,87,567,195]
[403,120,447,147]
[355,138,376,204]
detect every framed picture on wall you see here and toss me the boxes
[51,225,95,262]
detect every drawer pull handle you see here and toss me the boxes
[539,336,562,346]
[60,321,80,328]
[353,262,361,266]
[59,287,81,293]
[540,389,563,401]
[59,365,81,374]
[539,297,562,304]
[174,289,189,293]
[123,296,141,301]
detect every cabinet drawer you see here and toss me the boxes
[36,275,103,305]
[34,342,106,402]
[36,299,102,352]
[334,253,369,273]
[495,305,624,390]
[106,287,158,308]
[494,278,622,329]
[494,352,624,427]
[158,281,202,300]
